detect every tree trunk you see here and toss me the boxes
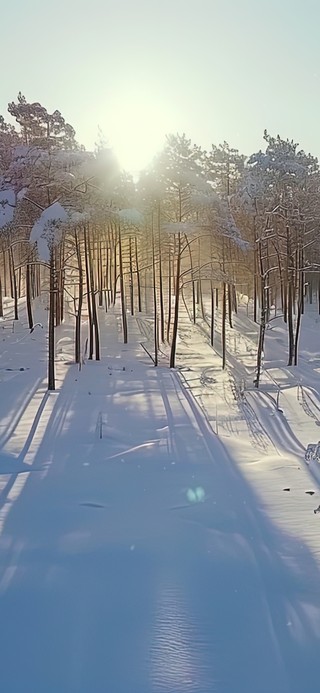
[105,245,109,312]
[84,226,94,359]
[74,230,83,364]
[158,207,165,342]
[287,285,294,366]
[227,283,233,328]
[89,237,100,361]
[9,246,18,320]
[185,234,196,324]
[167,246,172,342]
[48,247,55,391]
[3,250,7,296]
[170,232,181,368]
[55,247,61,327]
[113,226,117,306]
[255,241,266,388]
[253,248,258,323]
[255,308,266,388]
[26,264,33,330]
[134,236,142,312]
[0,274,3,318]
[118,226,128,344]
[18,267,22,299]
[232,285,238,314]
[210,282,214,346]
[294,266,303,366]
[129,236,134,316]
[98,242,103,307]
[152,219,158,366]
[222,282,226,369]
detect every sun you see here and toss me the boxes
[105,89,173,174]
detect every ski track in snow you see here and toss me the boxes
[0,300,320,691]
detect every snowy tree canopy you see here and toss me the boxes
[118,208,144,226]
[0,186,15,229]
[30,202,69,261]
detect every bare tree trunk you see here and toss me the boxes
[84,226,94,360]
[152,218,158,365]
[210,281,215,346]
[158,206,165,342]
[98,241,103,307]
[107,227,114,305]
[185,235,196,324]
[286,220,294,365]
[287,280,294,365]
[227,283,233,328]
[55,247,61,327]
[167,245,172,342]
[75,229,83,364]
[294,259,303,366]
[113,225,117,305]
[222,282,226,369]
[60,244,65,324]
[0,273,3,317]
[129,237,134,316]
[3,249,7,296]
[18,267,22,299]
[26,264,33,330]
[170,232,181,368]
[255,308,266,388]
[232,285,238,314]
[253,227,258,323]
[199,278,205,319]
[134,235,142,312]
[37,264,41,298]
[9,246,18,320]
[88,236,100,360]
[105,245,109,312]
[255,241,266,388]
[48,246,55,391]
[118,225,128,344]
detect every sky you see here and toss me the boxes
[2,0,320,172]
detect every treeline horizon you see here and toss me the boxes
[1,93,320,390]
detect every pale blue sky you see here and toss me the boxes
[2,0,320,170]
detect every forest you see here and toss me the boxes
[1,92,319,390]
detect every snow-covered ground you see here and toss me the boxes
[1,297,320,692]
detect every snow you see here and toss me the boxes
[16,187,27,201]
[70,211,89,224]
[118,208,144,225]
[0,186,15,228]
[1,296,320,691]
[30,201,69,261]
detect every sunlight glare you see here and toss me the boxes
[105,90,173,173]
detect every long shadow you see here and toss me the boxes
[0,376,46,449]
[247,390,306,456]
[0,352,320,691]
